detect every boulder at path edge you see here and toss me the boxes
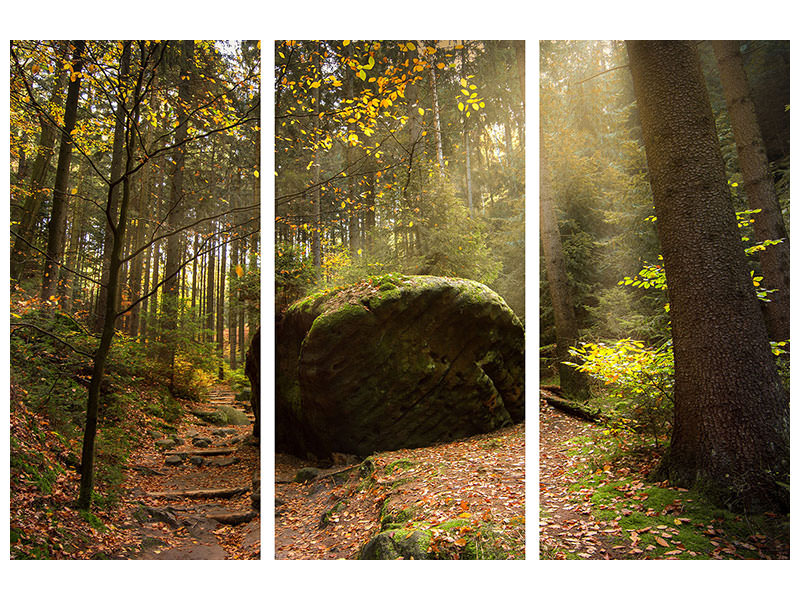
[276,274,524,457]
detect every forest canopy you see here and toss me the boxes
[274,40,525,318]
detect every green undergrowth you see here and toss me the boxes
[9,303,215,508]
[560,427,789,559]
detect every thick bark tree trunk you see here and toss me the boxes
[712,40,790,342]
[627,40,788,513]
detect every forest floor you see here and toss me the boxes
[120,383,260,559]
[539,389,789,560]
[10,382,260,560]
[275,424,525,559]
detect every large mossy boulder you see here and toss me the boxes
[245,328,260,437]
[276,275,524,457]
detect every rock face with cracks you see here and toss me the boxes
[276,275,524,457]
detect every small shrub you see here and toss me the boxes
[566,338,674,445]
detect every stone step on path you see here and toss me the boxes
[144,486,250,500]
[127,382,260,559]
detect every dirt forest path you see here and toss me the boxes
[119,383,260,559]
[275,424,526,560]
[539,394,625,559]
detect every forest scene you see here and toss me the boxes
[539,40,790,559]
[274,40,526,559]
[9,40,261,559]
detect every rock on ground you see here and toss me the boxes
[276,274,524,457]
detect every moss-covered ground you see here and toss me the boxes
[540,398,789,560]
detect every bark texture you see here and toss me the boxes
[712,40,789,342]
[627,40,788,512]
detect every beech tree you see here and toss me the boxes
[626,40,788,512]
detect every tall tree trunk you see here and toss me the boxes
[58,164,87,311]
[343,43,360,255]
[78,40,145,508]
[127,166,148,337]
[217,236,227,356]
[712,40,790,342]
[11,43,69,283]
[540,135,589,400]
[460,45,473,215]
[428,45,446,177]
[627,40,788,513]
[205,228,216,342]
[96,41,132,332]
[41,40,85,302]
[229,239,238,370]
[363,165,376,251]
[162,40,193,375]
[311,44,322,270]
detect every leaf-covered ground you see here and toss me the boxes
[120,384,260,560]
[10,382,259,560]
[275,424,525,559]
[539,391,789,559]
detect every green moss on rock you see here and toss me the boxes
[276,275,524,457]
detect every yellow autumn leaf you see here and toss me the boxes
[406,42,416,51]
[417,107,424,116]
[343,40,350,46]
[254,170,259,178]
[235,265,244,277]
[357,248,363,256]
[357,70,366,81]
